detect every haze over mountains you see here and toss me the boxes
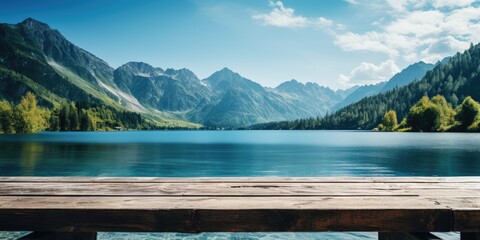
[0,18,437,128]
[334,61,435,110]
[254,42,480,130]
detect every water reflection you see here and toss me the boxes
[0,131,479,176]
[19,143,44,175]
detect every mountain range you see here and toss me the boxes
[334,61,435,110]
[254,43,480,130]
[0,18,436,128]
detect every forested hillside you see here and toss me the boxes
[0,92,152,134]
[253,43,480,130]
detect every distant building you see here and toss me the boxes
[114,127,122,131]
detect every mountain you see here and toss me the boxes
[274,80,341,115]
[321,46,479,130]
[334,61,435,110]
[189,68,279,127]
[334,82,386,110]
[254,43,480,130]
[186,68,340,127]
[0,18,360,128]
[380,61,435,92]
[0,18,197,127]
[114,62,210,112]
[113,65,346,128]
[113,61,164,94]
[335,86,360,99]
[0,18,106,106]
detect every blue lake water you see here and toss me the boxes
[0,130,477,239]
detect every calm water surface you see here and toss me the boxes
[0,130,479,177]
[0,130,476,239]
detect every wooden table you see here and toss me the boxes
[0,177,478,240]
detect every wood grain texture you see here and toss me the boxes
[0,177,476,233]
[0,177,478,183]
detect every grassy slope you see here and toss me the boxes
[0,66,64,106]
[48,60,200,128]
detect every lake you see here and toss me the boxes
[0,130,477,240]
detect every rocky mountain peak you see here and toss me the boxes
[20,18,51,30]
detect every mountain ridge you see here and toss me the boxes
[252,43,480,130]
[0,18,450,128]
[334,61,435,110]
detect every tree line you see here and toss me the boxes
[0,92,148,134]
[378,95,480,132]
[252,43,480,130]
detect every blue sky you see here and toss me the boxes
[1,0,479,89]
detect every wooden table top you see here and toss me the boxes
[0,177,478,233]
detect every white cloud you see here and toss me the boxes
[339,60,400,86]
[334,2,480,63]
[345,0,475,12]
[385,10,444,37]
[386,0,428,12]
[316,17,333,27]
[253,1,342,31]
[421,36,470,62]
[343,0,359,4]
[336,23,347,30]
[334,32,401,56]
[432,0,474,8]
[252,1,308,28]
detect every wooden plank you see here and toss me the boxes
[0,177,478,183]
[19,231,96,240]
[0,196,448,210]
[431,196,480,232]
[0,181,478,197]
[0,182,419,196]
[0,177,473,233]
[0,195,452,232]
[454,210,480,232]
[194,209,451,232]
[378,232,441,240]
[0,209,196,233]
[0,208,451,232]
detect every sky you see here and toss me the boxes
[1,0,479,89]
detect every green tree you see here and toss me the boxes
[79,109,95,131]
[378,110,398,131]
[68,102,79,131]
[0,100,15,133]
[406,96,441,132]
[455,96,480,131]
[59,102,71,131]
[431,95,455,131]
[14,92,50,133]
[48,107,60,131]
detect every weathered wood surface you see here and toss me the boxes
[0,177,477,233]
[0,176,477,183]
